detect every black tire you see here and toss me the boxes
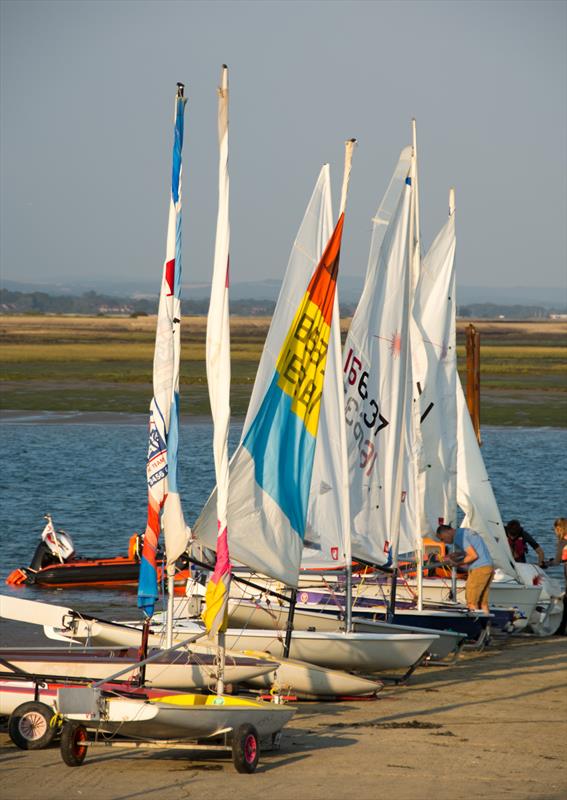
[8,702,57,750]
[60,722,88,767]
[232,723,260,773]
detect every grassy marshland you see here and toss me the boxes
[1,316,565,426]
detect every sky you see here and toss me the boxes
[1,0,566,294]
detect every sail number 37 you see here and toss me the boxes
[343,348,389,476]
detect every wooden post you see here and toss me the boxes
[465,323,481,445]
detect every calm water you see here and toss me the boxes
[0,418,565,634]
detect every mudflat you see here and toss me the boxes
[1,636,565,800]
[1,315,565,424]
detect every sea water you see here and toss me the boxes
[0,418,565,634]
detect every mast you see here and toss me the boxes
[202,64,232,697]
[165,81,188,648]
[410,118,424,613]
[284,139,357,651]
[339,139,356,632]
[387,148,415,623]
[138,81,188,648]
[447,187,459,601]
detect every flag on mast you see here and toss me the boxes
[138,84,188,617]
[202,66,232,636]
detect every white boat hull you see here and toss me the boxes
[222,628,436,672]
[240,650,382,698]
[0,646,274,689]
[47,618,436,673]
[59,689,295,741]
[228,600,465,661]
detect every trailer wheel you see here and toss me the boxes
[60,722,88,767]
[232,723,260,773]
[8,702,57,750]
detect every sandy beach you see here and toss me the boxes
[1,636,565,800]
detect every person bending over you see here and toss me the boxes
[505,519,546,566]
[436,524,494,613]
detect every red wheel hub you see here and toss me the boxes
[244,734,257,764]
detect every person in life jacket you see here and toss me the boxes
[128,532,143,561]
[549,517,567,636]
[505,519,546,566]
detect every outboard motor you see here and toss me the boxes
[29,515,75,570]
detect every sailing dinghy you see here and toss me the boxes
[341,173,549,632]
[188,140,439,676]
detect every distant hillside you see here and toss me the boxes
[1,287,564,319]
[2,277,565,310]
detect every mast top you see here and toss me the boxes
[176,83,185,98]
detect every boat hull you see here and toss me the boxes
[223,628,436,672]
[0,647,274,689]
[46,619,436,673]
[228,600,465,660]
[59,690,296,741]
[240,651,382,698]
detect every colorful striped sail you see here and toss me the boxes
[138,84,189,617]
[193,163,348,586]
[202,66,232,636]
[241,214,344,538]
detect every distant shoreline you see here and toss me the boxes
[0,409,242,425]
[0,409,563,430]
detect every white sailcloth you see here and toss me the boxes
[406,189,517,578]
[344,148,413,566]
[193,166,335,584]
[409,204,458,536]
[456,379,518,576]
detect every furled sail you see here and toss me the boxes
[344,148,413,566]
[201,66,233,636]
[138,85,190,617]
[194,159,350,586]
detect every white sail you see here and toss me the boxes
[456,379,518,576]
[303,144,357,571]
[344,148,413,566]
[193,166,344,585]
[409,201,458,536]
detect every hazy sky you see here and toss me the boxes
[1,0,566,292]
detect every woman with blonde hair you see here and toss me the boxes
[550,518,567,635]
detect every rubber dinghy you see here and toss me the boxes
[6,514,188,591]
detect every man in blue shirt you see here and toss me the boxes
[436,524,494,612]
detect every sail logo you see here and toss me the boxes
[146,423,168,488]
